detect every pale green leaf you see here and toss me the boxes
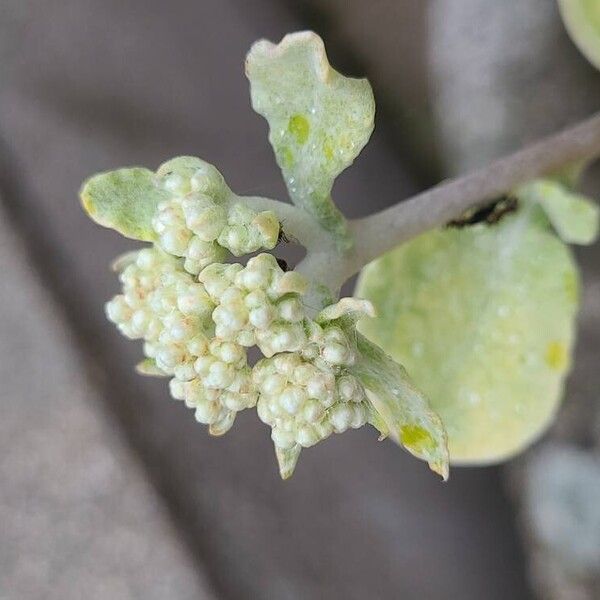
[275,445,301,480]
[356,206,580,465]
[558,0,600,70]
[352,333,449,479]
[246,31,375,243]
[80,167,169,241]
[516,179,599,245]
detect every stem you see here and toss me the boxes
[243,194,342,312]
[349,111,600,272]
[242,194,334,252]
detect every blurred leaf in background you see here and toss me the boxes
[558,0,600,71]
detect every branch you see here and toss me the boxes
[349,111,600,271]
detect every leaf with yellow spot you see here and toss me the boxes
[352,333,449,480]
[356,198,595,464]
[245,31,375,244]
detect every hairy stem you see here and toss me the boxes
[243,195,335,253]
[349,111,600,273]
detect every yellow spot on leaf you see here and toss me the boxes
[280,146,294,169]
[545,340,568,371]
[563,270,579,304]
[288,114,309,145]
[323,139,334,162]
[399,424,435,454]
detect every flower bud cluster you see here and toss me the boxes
[199,254,308,355]
[254,320,369,452]
[105,247,256,433]
[104,160,375,474]
[152,166,280,275]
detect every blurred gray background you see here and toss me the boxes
[0,1,598,599]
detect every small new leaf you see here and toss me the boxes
[80,167,169,241]
[516,179,599,245]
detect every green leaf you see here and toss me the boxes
[275,445,301,480]
[356,206,581,465]
[135,358,168,377]
[516,179,599,245]
[558,0,600,71]
[352,334,449,480]
[80,167,169,241]
[246,31,375,244]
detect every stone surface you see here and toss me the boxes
[0,201,214,600]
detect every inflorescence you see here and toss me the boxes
[106,160,371,476]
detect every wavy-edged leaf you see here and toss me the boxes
[80,167,168,241]
[357,206,581,465]
[558,0,600,71]
[246,31,375,243]
[352,333,449,480]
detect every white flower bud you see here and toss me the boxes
[218,224,249,255]
[182,197,227,241]
[156,346,185,372]
[256,322,306,357]
[131,309,151,336]
[261,373,287,395]
[169,379,186,401]
[254,352,368,454]
[173,362,196,382]
[278,297,304,322]
[194,399,222,424]
[209,340,245,365]
[187,335,210,357]
[228,203,256,225]
[269,271,307,299]
[249,305,276,329]
[302,399,324,423]
[251,211,279,249]
[296,425,319,448]
[159,229,191,257]
[329,404,354,433]
[162,172,191,195]
[177,286,213,316]
[280,386,306,415]
[337,374,365,403]
[271,427,296,450]
[106,296,132,323]
[136,248,158,270]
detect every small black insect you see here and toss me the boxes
[276,257,290,272]
[448,196,518,228]
[277,225,291,244]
